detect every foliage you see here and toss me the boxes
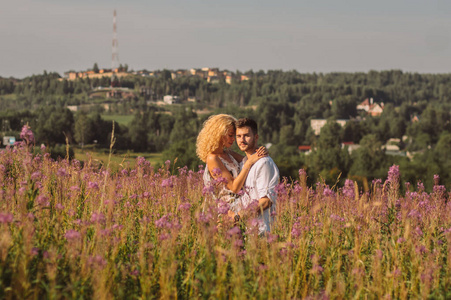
[0,144,450,298]
[3,70,451,190]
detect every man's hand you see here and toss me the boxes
[257,197,272,214]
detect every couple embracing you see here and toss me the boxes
[196,115,280,235]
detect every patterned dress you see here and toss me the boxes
[203,153,242,213]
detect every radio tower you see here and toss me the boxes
[111,10,120,87]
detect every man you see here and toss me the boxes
[235,118,280,234]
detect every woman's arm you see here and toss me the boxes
[207,152,264,194]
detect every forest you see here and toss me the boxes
[1,69,451,191]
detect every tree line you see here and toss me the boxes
[1,69,451,191]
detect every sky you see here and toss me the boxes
[1,0,451,78]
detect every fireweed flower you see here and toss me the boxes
[291,222,302,238]
[31,171,42,181]
[323,188,335,198]
[178,202,192,211]
[87,181,99,190]
[299,168,307,178]
[202,184,215,195]
[342,179,355,199]
[433,174,440,185]
[88,255,107,269]
[90,212,106,224]
[227,226,241,237]
[20,124,35,145]
[155,215,172,229]
[433,185,446,195]
[31,248,39,256]
[0,213,13,224]
[65,229,81,241]
[417,181,425,192]
[57,168,68,177]
[197,212,213,224]
[36,195,50,206]
[136,156,147,166]
[387,165,400,184]
[161,178,173,188]
[69,186,80,192]
[217,201,230,215]
[415,227,423,237]
[266,233,278,244]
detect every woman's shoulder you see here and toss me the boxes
[206,153,221,164]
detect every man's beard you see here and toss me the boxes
[240,140,256,152]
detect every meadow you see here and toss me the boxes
[0,139,450,299]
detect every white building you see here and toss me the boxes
[163,95,181,104]
[310,119,348,135]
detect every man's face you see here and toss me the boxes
[236,126,258,152]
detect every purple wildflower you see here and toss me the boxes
[415,227,423,237]
[90,212,106,224]
[387,165,400,184]
[161,178,173,188]
[57,168,68,177]
[433,174,440,185]
[323,187,335,198]
[227,226,241,237]
[20,124,35,145]
[266,233,278,244]
[155,215,172,229]
[36,195,50,206]
[0,213,13,224]
[178,202,192,211]
[31,247,39,256]
[202,184,215,195]
[197,212,213,223]
[31,171,42,180]
[342,179,355,199]
[65,229,81,241]
[88,255,107,269]
[217,201,230,215]
[87,181,99,190]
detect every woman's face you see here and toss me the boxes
[222,127,236,148]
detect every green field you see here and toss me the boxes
[100,114,134,126]
[73,147,163,170]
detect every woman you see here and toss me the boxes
[196,114,266,213]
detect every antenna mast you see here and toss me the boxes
[112,10,119,72]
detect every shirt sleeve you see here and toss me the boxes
[255,159,278,203]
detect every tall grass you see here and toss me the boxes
[0,143,450,299]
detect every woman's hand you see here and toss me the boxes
[247,146,268,165]
[257,146,268,157]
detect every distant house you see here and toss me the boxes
[65,69,131,81]
[310,119,349,135]
[357,98,384,116]
[67,105,78,112]
[207,76,220,84]
[341,142,360,154]
[241,75,250,81]
[164,95,181,104]
[2,136,15,146]
[106,88,136,100]
[298,145,312,154]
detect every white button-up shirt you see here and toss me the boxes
[240,156,279,234]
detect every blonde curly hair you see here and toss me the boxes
[196,114,237,162]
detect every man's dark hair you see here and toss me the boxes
[236,118,258,135]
